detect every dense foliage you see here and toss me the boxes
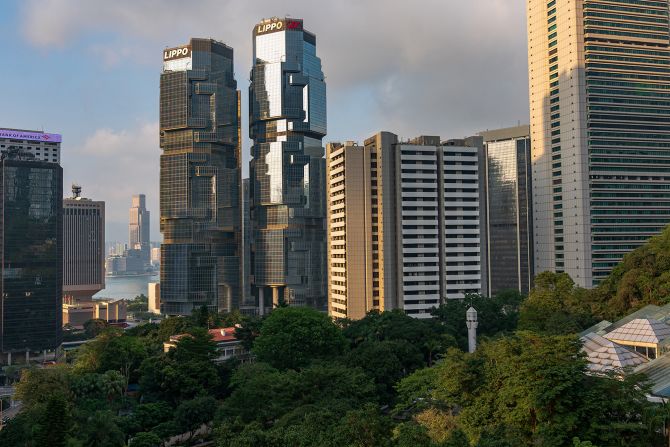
[5,228,670,445]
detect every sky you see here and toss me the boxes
[0,0,529,242]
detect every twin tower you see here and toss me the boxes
[159,18,327,316]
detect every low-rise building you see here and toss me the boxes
[163,327,249,363]
[63,298,127,328]
[581,304,670,398]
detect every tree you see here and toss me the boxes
[128,294,149,312]
[518,272,595,335]
[234,315,264,350]
[432,291,523,350]
[593,225,670,319]
[36,392,71,447]
[84,318,110,338]
[342,310,453,364]
[157,316,192,341]
[252,307,347,370]
[175,396,218,440]
[128,432,162,447]
[345,339,423,403]
[77,410,125,447]
[396,332,665,447]
[220,362,377,426]
[15,365,73,409]
[75,331,147,388]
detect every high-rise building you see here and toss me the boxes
[242,178,252,307]
[63,184,105,301]
[479,125,534,295]
[528,0,670,287]
[0,128,61,164]
[1,144,62,364]
[159,38,242,315]
[249,18,327,312]
[326,132,485,320]
[129,194,150,265]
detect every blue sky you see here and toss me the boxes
[0,0,529,242]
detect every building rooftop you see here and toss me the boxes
[604,318,670,344]
[635,353,670,397]
[579,320,613,338]
[478,125,530,142]
[581,332,648,372]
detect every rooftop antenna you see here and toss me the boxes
[72,183,82,199]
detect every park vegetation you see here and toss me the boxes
[4,227,670,446]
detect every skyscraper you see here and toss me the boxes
[63,184,105,301]
[1,142,62,364]
[159,38,242,315]
[479,126,534,295]
[249,18,327,312]
[129,194,150,265]
[528,0,670,287]
[326,133,485,320]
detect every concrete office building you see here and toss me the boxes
[249,18,327,313]
[63,184,105,301]
[479,125,534,295]
[528,0,670,287]
[1,142,63,364]
[0,128,61,163]
[159,38,242,315]
[129,194,150,265]
[326,132,485,320]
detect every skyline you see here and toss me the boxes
[0,0,529,241]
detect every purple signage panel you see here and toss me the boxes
[0,129,62,143]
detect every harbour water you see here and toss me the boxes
[94,274,159,301]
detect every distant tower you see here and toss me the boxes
[129,194,150,266]
[466,307,478,353]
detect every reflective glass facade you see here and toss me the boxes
[482,128,534,295]
[249,18,327,311]
[1,157,63,354]
[159,38,242,315]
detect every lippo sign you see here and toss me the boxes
[0,129,62,143]
[163,45,191,61]
[255,19,303,35]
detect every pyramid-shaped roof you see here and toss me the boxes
[604,318,670,344]
[581,332,648,372]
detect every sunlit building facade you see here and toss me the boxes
[326,133,485,320]
[159,38,242,315]
[528,0,670,287]
[249,18,327,312]
[63,184,105,301]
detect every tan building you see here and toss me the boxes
[326,132,485,320]
[528,0,670,288]
[63,185,105,301]
[326,133,402,320]
[63,298,127,328]
[148,282,161,314]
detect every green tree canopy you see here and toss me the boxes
[518,272,596,335]
[252,307,347,370]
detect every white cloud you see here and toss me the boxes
[20,0,530,236]
[62,123,159,241]
[20,0,530,136]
